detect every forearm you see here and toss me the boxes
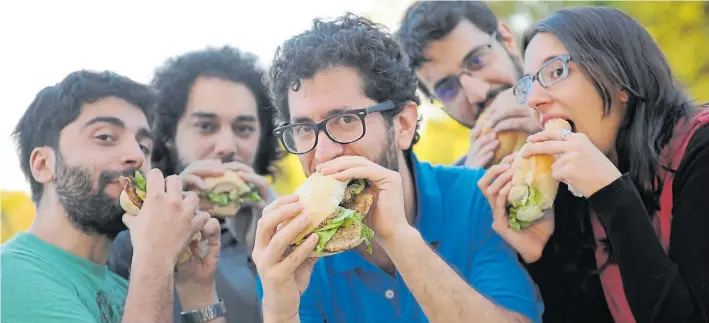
[381,227,528,323]
[261,297,301,323]
[122,252,175,323]
[262,311,300,323]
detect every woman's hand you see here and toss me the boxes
[477,154,554,263]
[524,129,622,197]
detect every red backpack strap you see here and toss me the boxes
[656,106,709,250]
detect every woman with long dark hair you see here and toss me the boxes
[478,6,709,323]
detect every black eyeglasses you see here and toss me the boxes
[432,32,497,103]
[274,101,397,155]
[513,55,572,105]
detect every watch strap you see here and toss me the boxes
[180,299,227,323]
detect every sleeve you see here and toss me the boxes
[0,256,96,323]
[255,272,326,322]
[587,125,709,322]
[107,230,133,280]
[467,178,544,323]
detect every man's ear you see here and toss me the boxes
[29,147,56,185]
[394,101,420,150]
[497,22,521,58]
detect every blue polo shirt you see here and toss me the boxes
[257,154,543,322]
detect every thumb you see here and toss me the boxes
[122,213,137,230]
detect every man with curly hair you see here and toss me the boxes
[396,1,542,169]
[251,13,543,323]
[109,46,282,323]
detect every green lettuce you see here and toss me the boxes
[313,206,374,254]
[507,185,544,232]
[134,170,146,192]
[202,185,263,207]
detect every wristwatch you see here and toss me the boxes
[180,299,227,323]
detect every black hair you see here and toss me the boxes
[523,6,695,270]
[12,70,155,203]
[266,13,422,151]
[396,1,499,97]
[150,46,283,177]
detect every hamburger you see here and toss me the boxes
[476,109,528,166]
[119,170,202,265]
[506,119,572,231]
[200,170,263,217]
[288,173,375,257]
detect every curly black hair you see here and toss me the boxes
[12,70,155,203]
[150,46,283,177]
[396,1,499,97]
[266,13,422,150]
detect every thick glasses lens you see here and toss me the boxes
[434,78,461,102]
[513,76,532,104]
[280,124,317,154]
[539,59,568,87]
[325,113,364,143]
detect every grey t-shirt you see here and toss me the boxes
[107,191,276,323]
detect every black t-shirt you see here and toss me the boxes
[527,123,709,322]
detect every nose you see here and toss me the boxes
[213,129,238,161]
[121,141,145,170]
[312,131,343,165]
[459,74,490,105]
[525,80,552,114]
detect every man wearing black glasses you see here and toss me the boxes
[250,13,542,323]
[397,1,542,169]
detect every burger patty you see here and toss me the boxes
[119,176,143,208]
[341,189,374,216]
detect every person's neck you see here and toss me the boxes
[28,191,112,265]
[399,152,417,226]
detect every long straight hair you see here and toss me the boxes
[522,6,696,268]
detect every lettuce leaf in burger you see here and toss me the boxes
[287,173,375,257]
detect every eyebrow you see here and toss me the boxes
[191,111,257,123]
[292,107,350,124]
[460,44,490,69]
[432,44,490,90]
[84,116,152,142]
[84,116,125,129]
[524,54,569,75]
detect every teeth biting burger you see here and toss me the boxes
[288,173,375,257]
[200,170,263,217]
[506,119,572,231]
[119,170,201,265]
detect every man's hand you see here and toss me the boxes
[316,156,411,244]
[180,159,273,211]
[252,195,320,322]
[464,124,499,169]
[125,169,210,269]
[175,217,222,311]
[483,89,542,135]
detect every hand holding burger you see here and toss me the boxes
[476,119,570,263]
[179,160,268,217]
[120,170,206,266]
[119,169,211,268]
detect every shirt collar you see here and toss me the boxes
[331,153,444,273]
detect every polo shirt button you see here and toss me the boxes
[385,289,395,299]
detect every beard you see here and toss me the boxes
[374,123,399,172]
[54,155,137,240]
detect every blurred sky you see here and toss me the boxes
[0,0,381,192]
[0,0,535,193]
